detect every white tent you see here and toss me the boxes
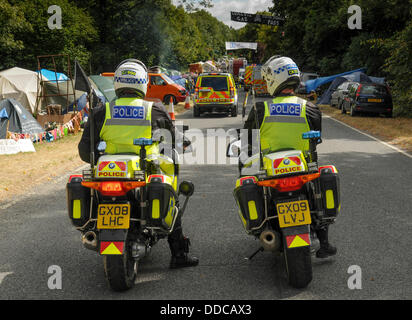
[0,67,42,114]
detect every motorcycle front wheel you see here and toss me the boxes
[103,244,136,292]
[284,245,312,289]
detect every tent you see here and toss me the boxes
[0,98,44,139]
[89,75,116,102]
[65,88,106,114]
[316,72,385,105]
[0,67,42,114]
[38,80,85,113]
[304,68,367,93]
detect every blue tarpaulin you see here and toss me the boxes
[305,68,367,93]
[316,72,385,105]
[38,69,69,82]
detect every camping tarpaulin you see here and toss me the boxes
[89,75,116,102]
[38,69,69,82]
[0,67,42,114]
[0,98,44,139]
[304,68,367,93]
[316,72,385,105]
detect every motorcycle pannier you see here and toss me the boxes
[318,166,340,217]
[234,177,265,232]
[66,176,91,227]
[146,180,177,231]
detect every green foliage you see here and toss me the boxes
[236,0,411,116]
[2,0,97,72]
[0,0,32,69]
[2,0,233,75]
[381,17,412,116]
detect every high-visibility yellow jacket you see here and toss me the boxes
[100,97,158,155]
[259,96,311,154]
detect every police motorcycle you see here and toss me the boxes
[227,108,340,289]
[66,126,194,291]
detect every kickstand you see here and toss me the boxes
[247,246,264,260]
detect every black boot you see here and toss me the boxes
[315,226,337,258]
[167,226,199,269]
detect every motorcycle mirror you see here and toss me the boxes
[97,141,106,152]
[179,180,194,197]
[226,139,241,157]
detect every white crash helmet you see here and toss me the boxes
[114,59,148,97]
[262,56,301,96]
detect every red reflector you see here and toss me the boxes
[286,233,310,248]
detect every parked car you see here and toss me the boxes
[99,71,187,105]
[341,82,393,117]
[146,72,188,105]
[330,81,353,109]
[193,72,238,117]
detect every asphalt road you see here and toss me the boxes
[0,91,411,301]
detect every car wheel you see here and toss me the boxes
[193,105,200,117]
[384,111,393,118]
[164,95,176,105]
[231,105,238,117]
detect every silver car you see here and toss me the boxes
[330,81,353,109]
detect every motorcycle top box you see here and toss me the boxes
[263,150,308,177]
[240,150,309,178]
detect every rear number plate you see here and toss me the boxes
[277,200,311,228]
[368,98,382,102]
[97,204,130,229]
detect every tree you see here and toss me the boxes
[7,0,98,72]
[0,0,32,69]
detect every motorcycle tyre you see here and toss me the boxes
[103,245,136,292]
[283,245,312,289]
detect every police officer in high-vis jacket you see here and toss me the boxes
[243,55,336,259]
[78,59,199,268]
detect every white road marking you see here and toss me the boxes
[0,272,13,285]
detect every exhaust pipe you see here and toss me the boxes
[82,231,98,251]
[259,229,280,252]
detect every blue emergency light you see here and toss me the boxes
[302,131,321,139]
[133,138,153,146]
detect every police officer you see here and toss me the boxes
[78,59,199,268]
[243,55,337,259]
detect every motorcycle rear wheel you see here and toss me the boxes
[103,245,136,292]
[284,245,312,289]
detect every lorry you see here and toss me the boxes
[228,58,247,83]
[189,63,203,74]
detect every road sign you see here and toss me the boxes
[230,12,285,26]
